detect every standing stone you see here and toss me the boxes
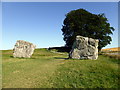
[69,35,99,60]
[13,40,36,58]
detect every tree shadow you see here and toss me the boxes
[48,46,71,53]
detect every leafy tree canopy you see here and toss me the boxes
[61,9,115,51]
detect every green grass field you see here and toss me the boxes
[2,49,119,88]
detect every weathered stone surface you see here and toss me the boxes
[69,35,99,60]
[13,40,36,58]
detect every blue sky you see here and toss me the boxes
[2,2,118,50]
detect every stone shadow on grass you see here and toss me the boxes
[54,57,69,60]
[10,55,36,59]
[10,56,13,58]
[54,57,94,61]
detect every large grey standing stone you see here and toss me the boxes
[69,35,99,60]
[13,40,36,58]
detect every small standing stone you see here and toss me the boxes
[13,40,36,58]
[69,35,99,60]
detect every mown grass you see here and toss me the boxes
[50,56,119,88]
[100,51,120,60]
[2,49,119,88]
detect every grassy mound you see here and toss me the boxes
[2,49,119,88]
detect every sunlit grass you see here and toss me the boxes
[2,49,119,88]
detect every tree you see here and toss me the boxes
[61,9,115,51]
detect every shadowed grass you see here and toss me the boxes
[2,49,119,88]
